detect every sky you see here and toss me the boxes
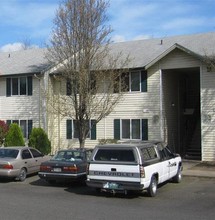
[0,0,215,52]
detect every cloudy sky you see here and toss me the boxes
[0,0,215,52]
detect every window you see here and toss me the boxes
[141,147,157,161]
[12,78,19,95]
[6,120,33,139]
[85,150,93,160]
[6,76,32,96]
[66,80,72,95]
[22,149,32,159]
[20,120,27,138]
[114,119,148,140]
[121,119,140,139]
[20,77,27,95]
[115,70,147,93]
[66,74,96,95]
[121,72,129,92]
[30,148,43,158]
[132,119,140,139]
[94,149,135,162]
[131,71,140,91]
[121,119,130,139]
[66,119,96,140]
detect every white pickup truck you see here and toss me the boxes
[86,141,182,197]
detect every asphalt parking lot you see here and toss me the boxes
[0,175,215,220]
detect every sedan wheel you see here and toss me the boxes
[17,168,27,182]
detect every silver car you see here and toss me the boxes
[0,146,51,181]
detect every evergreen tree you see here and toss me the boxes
[4,123,25,146]
[29,128,51,155]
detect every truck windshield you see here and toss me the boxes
[94,149,135,162]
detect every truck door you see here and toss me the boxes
[157,144,170,182]
[163,147,178,178]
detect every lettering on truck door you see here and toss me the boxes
[163,147,178,178]
[159,146,177,180]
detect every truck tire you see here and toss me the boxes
[147,175,157,197]
[173,166,182,183]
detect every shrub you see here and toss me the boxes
[4,123,25,146]
[29,128,51,155]
[98,139,118,145]
[0,120,9,146]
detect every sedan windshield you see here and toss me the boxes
[52,151,83,161]
[0,149,19,158]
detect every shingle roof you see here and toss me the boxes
[109,31,215,69]
[0,32,215,76]
[0,48,49,76]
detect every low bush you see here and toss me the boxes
[98,139,118,145]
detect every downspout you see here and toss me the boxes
[159,68,164,141]
[58,79,61,150]
[200,64,203,161]
[34,74,41,127]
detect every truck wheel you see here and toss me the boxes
[147,175,157,197]
[173,167,182,183]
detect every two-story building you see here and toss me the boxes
[1,32,215,161]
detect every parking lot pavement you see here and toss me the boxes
[182,160,215,178]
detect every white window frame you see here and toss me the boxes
[120,119,142,140]
[11,77,28,96]
[7,120,32,138]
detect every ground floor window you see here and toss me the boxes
[114,119,148,140]
[6,120,33,138]
[66,119,96,140]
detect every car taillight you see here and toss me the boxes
[63,165,78,172]
[3,164,13,169]
[40,165,51,171]
[140,165,145,178]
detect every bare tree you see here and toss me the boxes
[21,37,32,50]
[46,0,130,148]
[204,54,215,71]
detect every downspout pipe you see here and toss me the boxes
[159,69,164,141]
[34,74,41,128]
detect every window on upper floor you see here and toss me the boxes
[114,118,148,140]
[114,70,147,93]
[6,120,33,139]
[6,76,32,96]
[66,73,96,96]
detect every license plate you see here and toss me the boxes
[53,168,61,172]
[103,182,121,190]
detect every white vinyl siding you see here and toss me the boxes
[0,77,43,132]
[201,64,215,161]
[159,48,201,69]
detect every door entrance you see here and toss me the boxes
[162,67,201,160]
